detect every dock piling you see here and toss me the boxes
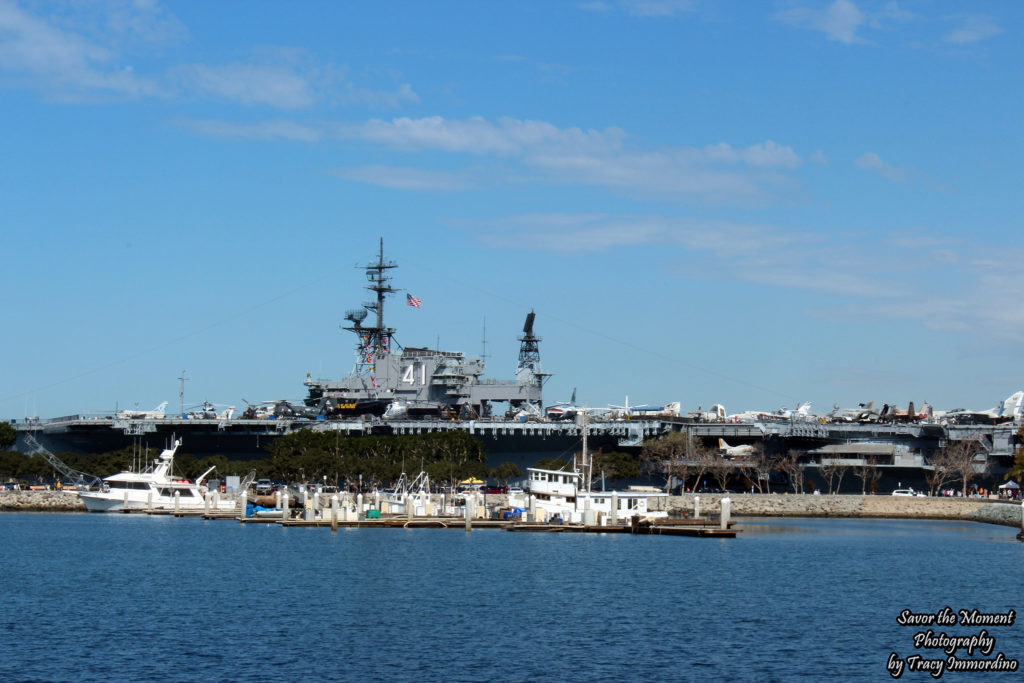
[720,497,731,530]
[694,495,700,519]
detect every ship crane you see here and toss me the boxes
[23,433,103,490]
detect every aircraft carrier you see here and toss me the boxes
[8,241,1021,489]
[12,240,638,466]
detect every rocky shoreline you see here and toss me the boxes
[1,490,87,512]
[3,490,1022,529]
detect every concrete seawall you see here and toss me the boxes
[667,493,1024,528]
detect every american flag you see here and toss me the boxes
[407,293,421,308]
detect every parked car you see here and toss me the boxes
[891,489,926,497]
[254,479,273,495]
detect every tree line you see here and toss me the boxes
[639,430,1000,495]
[0,428,526,488]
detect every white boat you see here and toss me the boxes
[78,439,234,513]
[381,471,431,515]
[521,467,668,524]
[515,409,667,524]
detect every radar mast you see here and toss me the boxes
[342,238,398,377]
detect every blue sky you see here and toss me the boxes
[1,0,1021,420]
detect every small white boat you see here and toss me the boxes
[78,439,234,513]
[381,471,431,515]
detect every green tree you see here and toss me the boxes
[491,461,522,484]
[0,422,16,450]
[594,451,640,486]
[534,457,571,471]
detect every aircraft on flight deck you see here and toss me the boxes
[115,401,168,420]
[608,396,648,420]
[940,391,1024,425]
[727,401,812,423]
[826,401,879,423]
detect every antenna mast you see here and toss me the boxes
[342,238,397,377]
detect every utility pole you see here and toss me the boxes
[178,371,188,418]
[581,406,590,493]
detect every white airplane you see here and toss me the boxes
[941,391,1024,425]
[688,404,726,422]
[546,389,581,421]
[116,401,168,420]
[778,401,813,420]
[728,401,811,423]
[718,438,755,457]
[632,402,682,418]
[608,396,648,420]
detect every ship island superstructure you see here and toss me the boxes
[302,239,549,421]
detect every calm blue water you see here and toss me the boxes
[1,514,1020,682]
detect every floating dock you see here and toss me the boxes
[181,511,741,537]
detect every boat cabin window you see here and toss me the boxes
[107,481,151,490]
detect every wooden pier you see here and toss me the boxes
[184,511,740,537]
[506,520,739,537]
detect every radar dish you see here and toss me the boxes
[345,309,368,324]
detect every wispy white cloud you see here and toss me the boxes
[459,212,808,255]
[458,212,1024,339]
[578,0,695,16]
[342,116,628,155]
[0,0,162,99]
[855,151,908,182]
[877,1,915,23]
[701,140,802,169]
[178,63,319,109]
[332,165,476,191]
[97,0,187,49]
[777,0,866,44]
[197,115,804,203]
[336,81,418,108]
[0,2,417,109]
[177,118,323,142]
[943,15,1002,44]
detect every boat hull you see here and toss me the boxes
[78,490,232,513]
